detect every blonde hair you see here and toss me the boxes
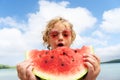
[42,17,76,49]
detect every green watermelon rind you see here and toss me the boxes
[33,67,88,80]
[26,46,94,80]
[26,51,30,59]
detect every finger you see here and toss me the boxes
[17,63,27,79]
[26,66,36,80]
[88,54,101,71]
[17,60,32,80]
[83,53,100,64]
[92,53,101,64]
[83,54,101,75]
[83,57,96,71]
[83,53,100,65]
[83,54,99,71]
[22,61,32,79]
[84,61,94,73]
[91,54,101,73]
[84,57,101,77]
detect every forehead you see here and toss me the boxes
[52,21,71,31]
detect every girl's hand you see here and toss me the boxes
[83,53,100,80]
[17,60,37,80]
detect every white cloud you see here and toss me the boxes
[0,28,28,65]
[37,0,97,34]
[81,36,108,47]
[0,17,27,31]
[100,8,120,33]
[96,44,120,62]
[71,33,108,51]
[71,34,84,48]
[92,30,107,39]
[0,28,27,55]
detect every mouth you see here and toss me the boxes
[57,43,64,47]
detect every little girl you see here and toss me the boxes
[17,17,100,80]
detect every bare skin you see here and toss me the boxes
[17,60,37,80]
[17,19,100,80]
[83,53,100,80]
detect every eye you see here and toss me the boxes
[63,33,69,37]
[50,31,58,38]
[62,30,71,38]
[51,34,58,38]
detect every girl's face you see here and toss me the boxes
[48,22,72,49]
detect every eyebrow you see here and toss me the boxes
[50,29,71,32]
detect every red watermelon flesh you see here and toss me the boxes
[26,46,94,80]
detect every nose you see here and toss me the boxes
[58,33,63,41]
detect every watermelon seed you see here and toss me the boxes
[51,56,54,59]
[44,60,48,63]
[63,52,67,55]
[39,55,41,58]
[61,63,64,66]
[45,51,48,54]
[74,50,77,53]
[72,58,75,62]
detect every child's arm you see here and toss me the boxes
[82,53,100,80]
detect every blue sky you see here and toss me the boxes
[0,0,120,66]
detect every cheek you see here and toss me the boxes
[49,39,57,47]
[66,37,72,45]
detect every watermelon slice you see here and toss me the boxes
[26,46,94,80]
